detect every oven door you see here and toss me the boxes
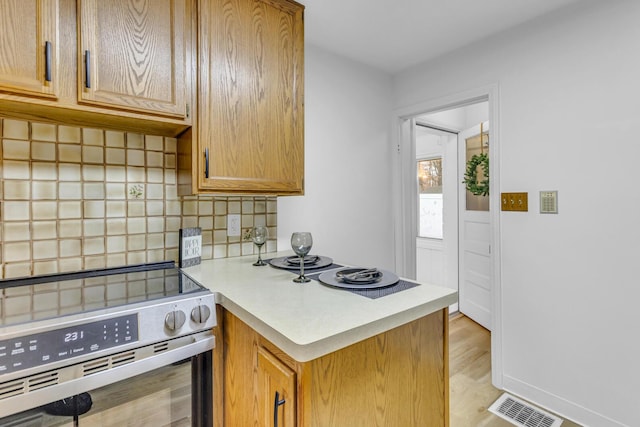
[0,351,212,427]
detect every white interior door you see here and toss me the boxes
[458,122,492,330]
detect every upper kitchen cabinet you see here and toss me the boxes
[0,0,59,99]
[77,0,189,118]
[179,0,304,195]
[0,0,194,137]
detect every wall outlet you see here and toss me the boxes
[227,214,241,237]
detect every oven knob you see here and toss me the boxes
[165,310,186,331]
[191,305,211,323]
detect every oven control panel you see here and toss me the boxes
[0,291,216,380]
[0,314,138,375]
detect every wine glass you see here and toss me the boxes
[251,226,269,266]
[290,232,313,283]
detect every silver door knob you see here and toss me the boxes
[165,310,186,331]
[190,304,211,323]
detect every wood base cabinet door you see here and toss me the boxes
[77,0,189,118]
[196,0,304,194]
[258,347,296,427]
[0,0,58,98]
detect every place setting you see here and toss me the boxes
[253,231,420,298]
[265,232,339,280]
[317,267,399,289]
[314,266,421,299]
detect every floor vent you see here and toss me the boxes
[489,393,563,427]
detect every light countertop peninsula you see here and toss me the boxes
[183,252,457,362]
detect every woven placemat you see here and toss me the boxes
[266,259,420,299]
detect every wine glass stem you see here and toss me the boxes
[299,255,305,279]
[257,245,262,262]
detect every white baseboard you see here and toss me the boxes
[502,375,629,427]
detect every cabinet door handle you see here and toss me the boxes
[44,41,52,82]
[204,148,210,178]
[274,391,286,427]
[84,50,91,88]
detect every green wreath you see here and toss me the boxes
[463,152,489,196]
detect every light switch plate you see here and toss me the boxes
[501,192,528,212]
[540,191,558,214]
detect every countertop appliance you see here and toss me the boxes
[0,261,216,426]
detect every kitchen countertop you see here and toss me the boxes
[182,252,457,362]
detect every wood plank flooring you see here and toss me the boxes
[449,314,582,427]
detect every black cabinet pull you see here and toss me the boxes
[273,391,286,427]
[84,50,91,88]
[204,148,209,178]
[44,41,52,82]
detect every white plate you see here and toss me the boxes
[284,255,320,266]
[318,268,399,290]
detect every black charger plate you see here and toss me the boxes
[318,268,399,289]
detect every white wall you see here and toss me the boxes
[394,1,640,426]
[277,45,394,270]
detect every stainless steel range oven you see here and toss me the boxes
[0,261,215,427]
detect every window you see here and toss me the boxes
[464,130,490,211]
[418,158,443,239]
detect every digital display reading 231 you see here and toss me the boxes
[0,314,138,375]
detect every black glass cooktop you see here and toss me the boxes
[0,261,206,327]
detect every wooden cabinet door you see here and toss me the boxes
[258,347,296,427]
[77,0,188,118]
[0,0,58,98]
[197,0,304,194]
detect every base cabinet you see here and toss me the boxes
[216,307,449,427]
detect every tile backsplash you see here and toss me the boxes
[0,117,277,279]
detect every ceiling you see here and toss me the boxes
[302,0,586,73]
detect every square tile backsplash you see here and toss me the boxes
[0,117,277,279]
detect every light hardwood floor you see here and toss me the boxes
[449,314,582,427]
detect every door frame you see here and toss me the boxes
[391,84,503,388]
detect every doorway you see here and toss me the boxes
[392,85,503,387]
[414,102,491,329]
